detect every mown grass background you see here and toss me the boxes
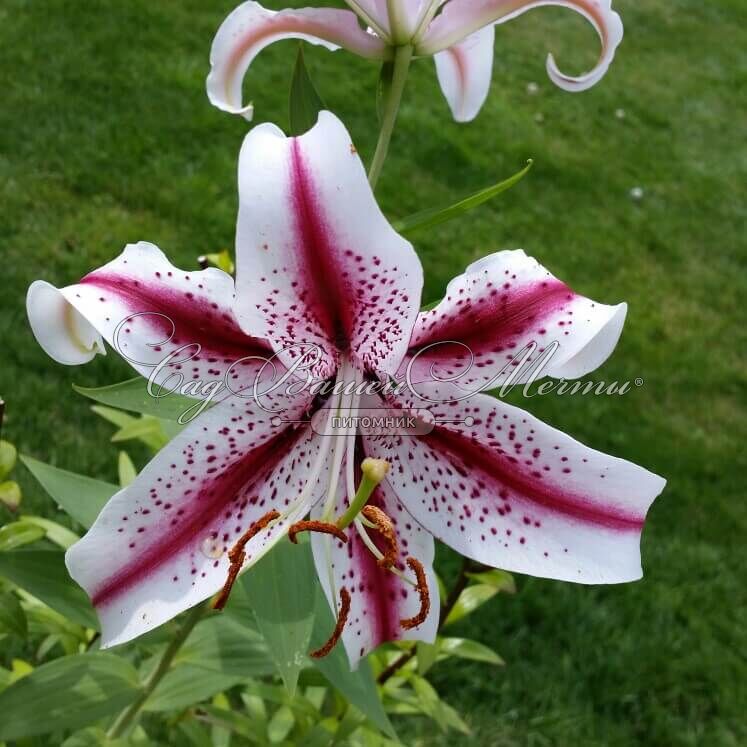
[1,0,745,744]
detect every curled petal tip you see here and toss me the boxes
[206,1,386,117]
[544,6,623,92]
[27,280,105,365]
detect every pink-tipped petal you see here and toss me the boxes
[419,0,623,92]
[27,242,273,402]
[207,1,387,119]
[403,250,627,391]
[310,454,438,669]
[65,392,327,647]
[434,25,495,122]
[368,383,665,584]
[235,112,423,380]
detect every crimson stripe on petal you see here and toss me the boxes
[368,384,665,584]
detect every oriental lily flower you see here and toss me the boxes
[207,0,623,123]
[27,112,663,667]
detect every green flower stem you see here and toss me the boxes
[107,602,209,739]
[368,43,413,190]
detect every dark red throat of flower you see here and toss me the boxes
[212,509,280,611]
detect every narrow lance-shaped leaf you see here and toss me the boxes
[21,516,80,549]
[21,454,117,529]
[394,160,533,236]
[73,378,200,422]
[245,537,317,696]
[289,44,325,136]
[118,451,137,487]
[0,652,141,741]
[0,521,45,551]
[0,550,98,629]
[0,592,27,638]
[443,584,499,627]
[144,665,245,713]
[439,637,504,666]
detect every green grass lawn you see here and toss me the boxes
[1,0,745,744]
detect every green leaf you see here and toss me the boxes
[0,480,22,511]
[416,641,439,676]
[443,584,499,626]
[0,550,98,629]
[197,705,268,744]
[62,726,150,747]
[245,538,316,695]
[0,440,17,480]
[21,454,117,529]
[310,590,395,739]
[144,664,243,713]
[110,415,167,450]
[410,675,470,735]
[465,568,516,594]
[394,160,533,236]
[204,249,235,275]
[177,720,216,747]
[289,44,325,136]
[146,615,276,712]
[0,652,141,740]
[90,404,137,429]
[0,592,27,638]
[74,378,200,422]
[438,637,504,666]
[175,615,276,678]
[0,520,45,551]
[268,705,295,744]
[209,692,233,747]
[118,451,137,487]
[22,516,80,549]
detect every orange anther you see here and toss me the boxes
[400,557,430,630]
[288,520,348,545]
[213,509,280,611]
[310,587,351,658]
[361,505,397,569]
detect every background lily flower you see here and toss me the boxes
[207,0,623,122]
[27,112,663,667]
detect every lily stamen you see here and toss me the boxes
[288,520,348,545]
[310,587,351,658]
[213,509,280,611]
[400,557,430,630]
[354,519,417,588]
[360,505,398,569]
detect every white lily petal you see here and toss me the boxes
[207,1,387,119]
[27,280,105,365]
[434,24,495,122]
[403,249,627,391]
[419,0,623,92]
[235,111,423,380]
[368,382,666,584]
[66,391,326,647]
[26,241,272,400]
[310,452,438,669]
